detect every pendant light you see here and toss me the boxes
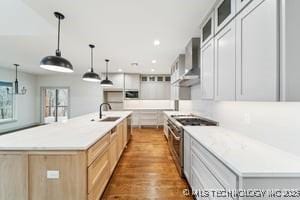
[100,59,113,87]
[40,12,73,73]
[82,44,100,82]
[7,64,27,95]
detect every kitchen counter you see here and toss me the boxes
[0,111,132,151]
[184,126,300,177]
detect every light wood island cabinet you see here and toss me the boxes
[0,118,129,200]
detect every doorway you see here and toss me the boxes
[41,87,70,124]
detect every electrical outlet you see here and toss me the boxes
[244,113,251,125]
[47,170,60,179]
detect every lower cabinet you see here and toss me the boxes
[183,131,191,181]
[117,123,123,158]
[163,114,168,139]
[0,118,128,200]
[122,118,128,148]
[184,131,300,200]
[88,150,110,200]
[29,152,87,200]
[109,127,119,174]
[132,110,164,128]
[0,154,28,200]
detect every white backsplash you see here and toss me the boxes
[180,84,300,157]
[124,100,174,110]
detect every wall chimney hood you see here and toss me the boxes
[179,38,200,87]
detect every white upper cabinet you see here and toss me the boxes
[201,12,214,47]
[214,0,236,33]
[236,0,279,101]
[124,74,140,90]
[102,73,124,90]
[214,20,236,101]
[170,54,185,84]
[201,39,215,100]
[236,0,253,13]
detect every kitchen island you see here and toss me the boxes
[0,111,132,200]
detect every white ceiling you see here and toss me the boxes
[0,0,216,75]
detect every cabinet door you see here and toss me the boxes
[88,150,110,200]
[123,119,128,148]
[109,137,118,173]
[214,20,236,101]
[125,74,140,90]
[236,0,253,13]
[236,0,279,101]
[108,73,124,89]
[0,154,28,200]
[201,12,214,47]
[183,132,191,182]
[215,0,236,33]
[117,123,123,158]
[201,39,215,100]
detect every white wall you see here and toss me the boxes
[0,67,38,133]
[179,83,300,157]
[36,74,103,119]
[140,82,171,100]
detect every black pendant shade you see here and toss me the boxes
[100,59,113,87]
[40,55,73,73]
[82,44,100,82]
[100,78,113,87]
[40,12,73,73]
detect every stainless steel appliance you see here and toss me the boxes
[127,115,132,142]
[125,90,139,99]
[167,115,218,177]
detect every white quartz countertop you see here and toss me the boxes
[183,126,300,177]
[0,111,132,151]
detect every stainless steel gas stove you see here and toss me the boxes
[171,115,218,126]
[167,114,218,177]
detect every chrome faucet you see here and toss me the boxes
[99,103,112,119]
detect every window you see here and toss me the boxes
[141,76,147,82]
[0,81,14,122]
[165,76,171,82]
[157,76,163,81]
[42,88,69,124]
[202,18,212,42]
[217,0,231,26]
[149,76,156,81]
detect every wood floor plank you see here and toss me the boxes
[102,128,192,200]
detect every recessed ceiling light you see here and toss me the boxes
[118,68,123,72]
[154,40,160,46]
[152,60,157,64]
[151,69,155,72]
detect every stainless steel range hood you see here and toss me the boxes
[179,38,200,87]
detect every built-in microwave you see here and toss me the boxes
[125,90,139,99]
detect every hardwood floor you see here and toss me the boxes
[102,128,192,200]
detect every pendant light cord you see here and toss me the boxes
[56,17,61,56]
[91,47,94,72]
[14,64,19,81]
[105,60,109,80]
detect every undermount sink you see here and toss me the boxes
[100,117,121,122]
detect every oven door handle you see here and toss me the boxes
[168,127,181,141]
